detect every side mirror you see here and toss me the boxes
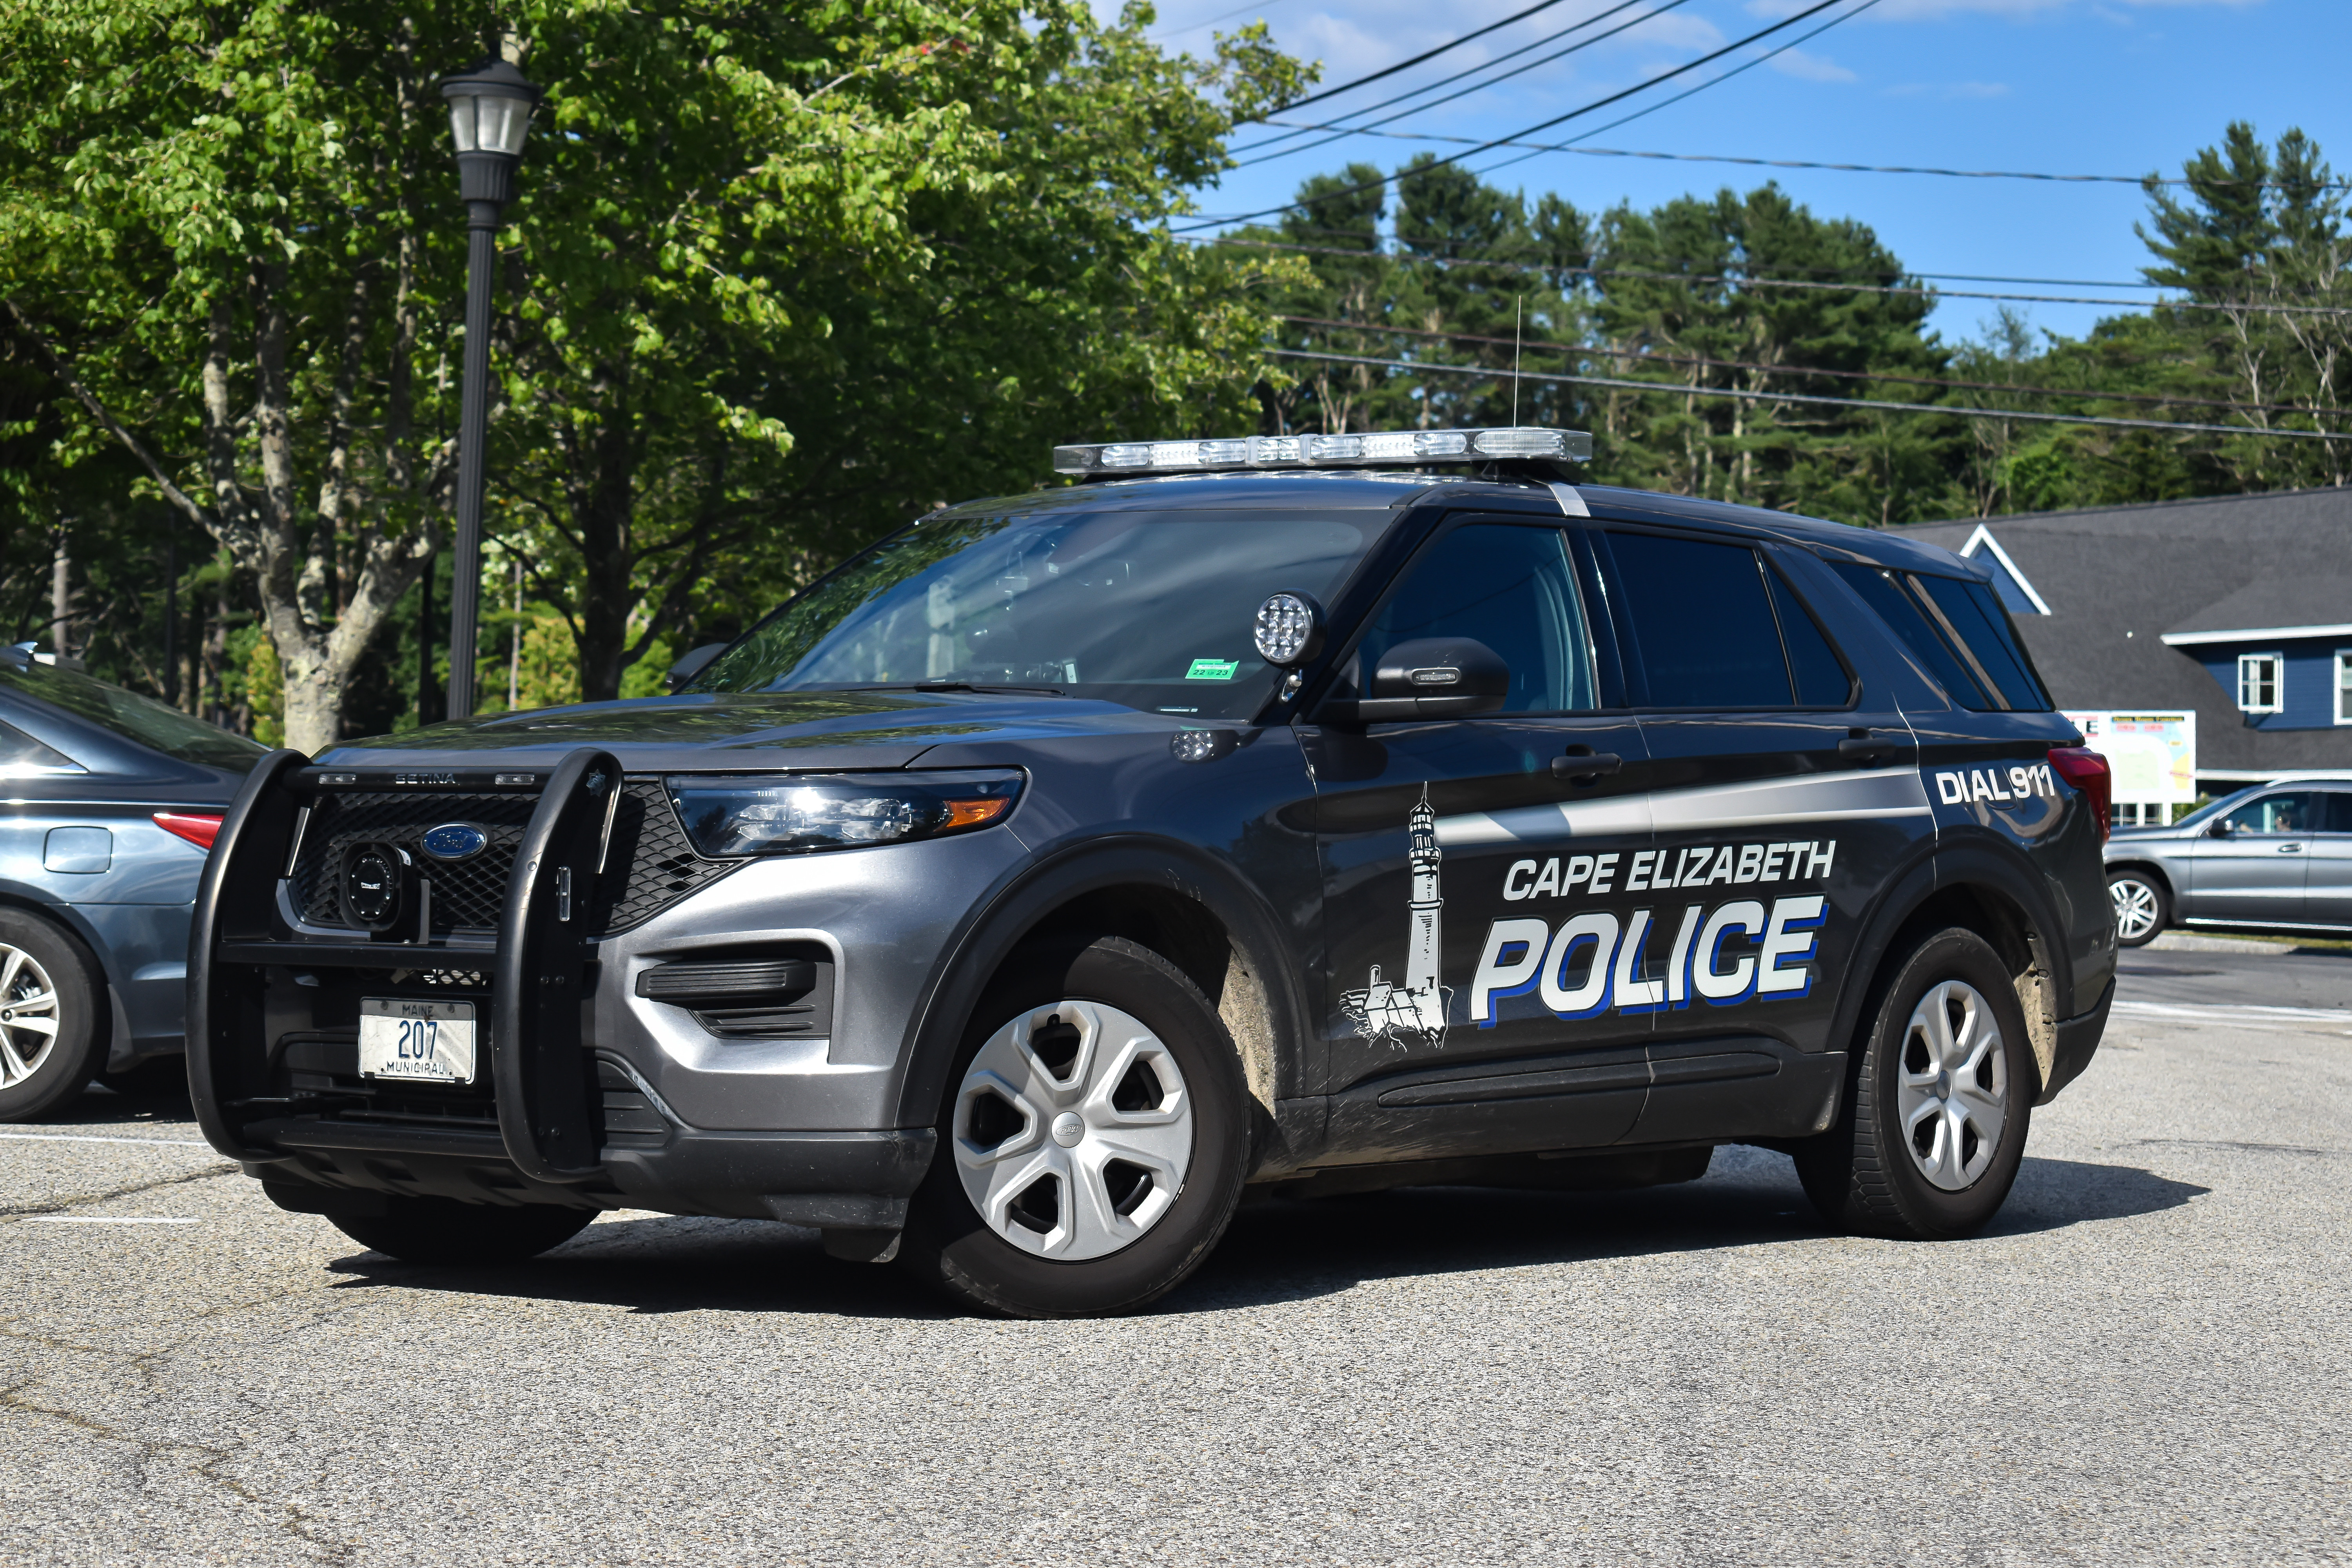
[665,642,728,691]
[2207,818,2234,838]
[1324,637,1510,722]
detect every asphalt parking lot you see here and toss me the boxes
[6,940,2349,1566]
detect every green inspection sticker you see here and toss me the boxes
[1185,658,1241,681]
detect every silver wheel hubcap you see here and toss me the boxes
[0,944,60,1089]
[953,1000,1193,1261]
[1896,979,2008,1192]
[2111,877,2161,941]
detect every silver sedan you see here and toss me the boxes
[2103,777,2352,946]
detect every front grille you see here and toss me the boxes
[289,778,738,937]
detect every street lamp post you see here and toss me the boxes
[439,57,541,720]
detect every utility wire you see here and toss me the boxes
[1231,0,1691,167]
[1276,315,2352,419]
[1203,234,2352,317]
[1472,0,1881,182]
[1245,131,2352,190]
[1151,0,1299,41]
[1174,0,1856,234]
[1273,0,1606,116]
[1270,349,2352,441]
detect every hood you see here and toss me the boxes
[317,690,1206,773]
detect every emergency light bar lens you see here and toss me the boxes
[1053,426,1589,477]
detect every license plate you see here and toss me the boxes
[358,998,478,1085]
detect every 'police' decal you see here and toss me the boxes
[1469,895,1826,1025]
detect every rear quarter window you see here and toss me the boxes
[1831,562,1993,710]
[1913,573,2052,711]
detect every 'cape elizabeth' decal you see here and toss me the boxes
[1340,787,1454,1050]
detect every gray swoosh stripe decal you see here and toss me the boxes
[1437,766,1932,847]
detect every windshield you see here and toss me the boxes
[0,657,269,772]
[695,508,1383,720]
[2170,786,2259,830]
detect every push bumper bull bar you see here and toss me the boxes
[187,746,936,1222]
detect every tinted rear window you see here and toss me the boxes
[0,659,267,771]
[1915,573,2052,711]
[1764,565,1855,708]
[1831,562,1992,710]
[1609,533,1792,708]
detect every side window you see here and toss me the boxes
[2325,791,2352,834]
[1605,531,1792,709]
[1763,564,1856,708]
[1914,573,2051,711]
[1353,523,1596,713]
[2221,791,2317,836]
[1831,561,1992,710]
[0,719,78,774]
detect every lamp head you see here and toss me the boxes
[440,57,542,205]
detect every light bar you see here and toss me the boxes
[1052,426,1592,477]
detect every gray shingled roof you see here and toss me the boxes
[2163,574,2352,639]
[1896,487,2352,774]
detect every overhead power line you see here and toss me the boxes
[1244,131,2352,191]
[1202,234,2352,317]
[1231,0,1695,168]
[1175,0,1860,234]
[1276,315,2352,421]
[1273,0,1613,116]
[1270,349,2352,441]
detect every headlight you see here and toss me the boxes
[667,769,1024,858]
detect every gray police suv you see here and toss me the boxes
[192,428,2116,1317]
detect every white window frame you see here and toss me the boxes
[2238,652,2283,714]
[2337,649,2352,725]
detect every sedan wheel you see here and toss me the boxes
[2108,871,2166,947]
[0,944,61,1090]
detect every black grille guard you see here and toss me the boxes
[189,746,623,1184]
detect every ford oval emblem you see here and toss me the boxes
[419,822,490,863]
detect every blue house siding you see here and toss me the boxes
[2185,636,2348,730]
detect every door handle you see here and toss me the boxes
[2280,842,2305,853]
[1552,750,1623,783]
[1837,734,1901,765]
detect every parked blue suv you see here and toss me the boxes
[0,648,265,1120]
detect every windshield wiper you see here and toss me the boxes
[849,681,1069,697]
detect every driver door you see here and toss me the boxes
[2185,790,2317,926]
[1304,516,1653,1165]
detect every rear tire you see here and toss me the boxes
[2108,869,2167,948]
[1795,927,2032,1240]
[899,935,1249,1318]
[0,909,104,1123]
[328,1197,596,1264]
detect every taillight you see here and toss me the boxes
[2047,747,2111,844]
[154,811,225,852]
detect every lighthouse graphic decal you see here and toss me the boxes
[1340,787,1454,1049]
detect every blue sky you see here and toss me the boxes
[1134,0,2350,346]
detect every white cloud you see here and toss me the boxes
[1881,79,2013,97]
[1770,47,1858,81]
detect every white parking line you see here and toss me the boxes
[2113,999,2352,1027]
[29,1216,201,1225]
[0,1132,215,1148]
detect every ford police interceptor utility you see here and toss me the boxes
[190,427,2116,1318]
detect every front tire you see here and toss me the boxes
[328,1197,596,1264]
[899,935,1249,1318]
[0,909,104,1123]
[2108,869,2167,947]
[1796,927,2033,1240]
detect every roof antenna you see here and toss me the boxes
[1512,294,1524,425]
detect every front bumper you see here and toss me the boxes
[189,749,942,1224]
